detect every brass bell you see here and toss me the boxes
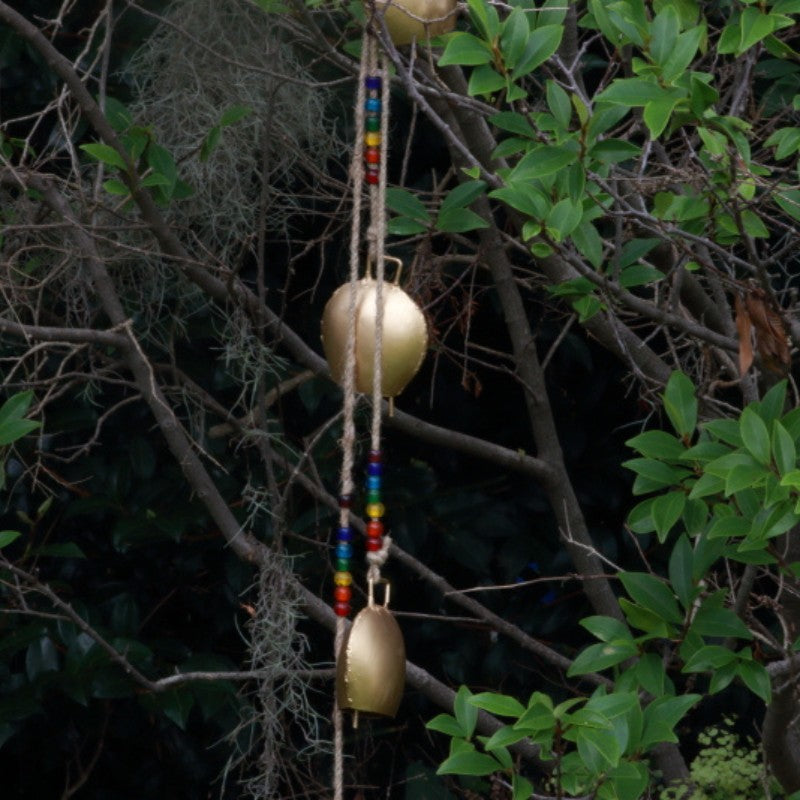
[336,580,406,718]
[373,0,458,46]
[321,258,428,398]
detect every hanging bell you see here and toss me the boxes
[336,580,406,717]
[373,0,458,46]
[321,260,428,398]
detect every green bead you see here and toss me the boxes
[367,489,381,504]
[336,558,350,571]
[365,116,380,132]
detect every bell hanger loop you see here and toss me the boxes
[365,253,403,284]
[367,575,392,608]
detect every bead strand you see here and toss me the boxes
[365,450,385,553]
[333,494,354,617]
[364,76,382,185]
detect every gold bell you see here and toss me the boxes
[336,580,406,718]
[373,0,458,46]
[321,258,428,398]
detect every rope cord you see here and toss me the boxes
[332,37,369,800]
[366,45,392,586]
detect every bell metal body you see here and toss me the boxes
[336,583,406,717]
[374,0,457,46]
[321,277,428,398]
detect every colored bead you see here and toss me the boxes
[366,490,381,506]
[334,571,352,586]
[365,98,382,113]
[364,132,381,147]
[365,116,381,132]
[366,502,385,518]
[334,601,351,617]
[367,462,382,476]
[365,76,382,90]
[336,543,353,560]
[337,526,353,542]
[334,585,352,602]
[366,539,382,552]
[365,172,379,185]
[369,450,382,463]
[365,148,380,165]
[367,520,384,538]
[366,475,381,490]
[338,494,353,509]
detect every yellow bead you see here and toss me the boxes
[366,502,385,519]
[334,571,353,586]
[364,132,382,147]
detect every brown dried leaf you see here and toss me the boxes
[735,293,754,376]
[744,288,791,374]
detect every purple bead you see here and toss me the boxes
[365,76,382,91]
[337,526,353,542]
[367,462,382,477]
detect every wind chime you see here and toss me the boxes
[319,1,457,795]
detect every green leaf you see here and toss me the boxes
[512,774,533,800]
[635,653,671,697]
[0,530,21,548]
[439,32,494,66]
[567,640,638,676]
[627,497,656,534]
[661,25,704,83]
[619,264,665,288]
[571,221,604,268]
[0,418,39,445]
[707,515,751,540]
[740,406,771,465]
[623,458,689,491]
[589,138,641,164]
[512,145,577,180]
[466,0,499,41]
[468,692,525,717]
[738,7,775,53]
[602,761,649,800]
[546,198,582,240]
[454,686,478,739]
[709,661,738,693]
[580,616,633,643]
[577,725,621,771]
[147,143,177,196]
[385,187,430,223]
[427,713,466,737]
[80,142,128,171]
[649,6,680,66]
[689,595,752,640]
[772,420,796,475]
[596,78,671,106]
[669,535,695,610]
[437,749,500,776]
[439,181,487,214]
[652,491,686,541]
[663,371,697,438]
[467,64,506,97]
[388,217,428,235]
[103,178,130,196]
[741,209,769,238]
[511,24,563,79]
[546,80,572,128]
[0,391,39,445]
[436,208,489,233]
[219,105,252,126]
[643,96,679,138]
[200,126,221,162]
[626,429,686,460]
[737,659,771,703]
[500,7,530,71]
[682,644,737,672]
[620,571,683,623]
[640,694,700,750]
[26,636,60,680]
[102,96,132,132]
[489,183,549,218]
[489,111,536,138]
[484,725,531,750]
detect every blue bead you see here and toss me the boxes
[367,463,382,477]
[337,526,353,542]
[336,543,353,559]
[365,98,382,113]
[366,475,381,490]
[365,76,382,91]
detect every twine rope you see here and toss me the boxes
[332,35,369,800]
[367,45,391,585]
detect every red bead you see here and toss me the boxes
[367,520,384,538]
[338,494,353,509]
[334,601,351,617]
[334,585,352,602]
[365,148,380,165]
[366,539,382,552]
[369,450,382,462]
[365,172,379,185]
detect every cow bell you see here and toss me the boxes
[336,580,405,718]
[373,0,458,46]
